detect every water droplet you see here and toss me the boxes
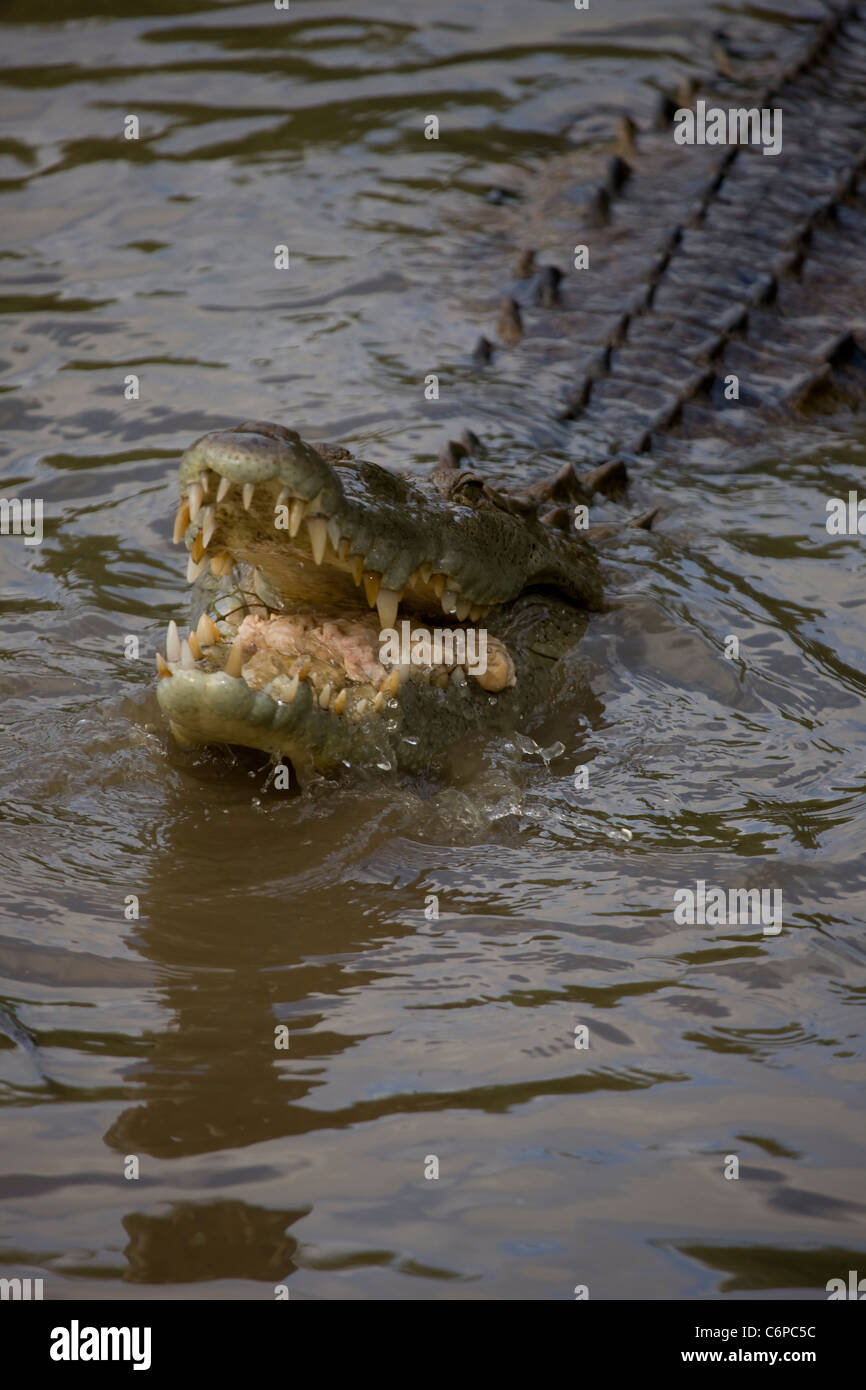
[541,740,565,765]
[515,732,539,757]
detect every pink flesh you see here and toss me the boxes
[237,613,386,683]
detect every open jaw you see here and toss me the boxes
[156,420,602,776]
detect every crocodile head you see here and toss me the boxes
[157,421,603,778]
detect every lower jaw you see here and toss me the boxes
[156,666,397,776]
[155,604,489,777]
[162,551,512,694]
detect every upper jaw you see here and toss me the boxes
[177,421,494,625]
[174,420,603,621]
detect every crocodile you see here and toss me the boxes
[156,0,866,781]
[156,420,609,778]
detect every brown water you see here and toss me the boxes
[1,0,865,1301]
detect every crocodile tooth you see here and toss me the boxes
[289,497,308,537]
[201,507,217,549]
[242,483,255,511]
[192,533,206,564]
[305,516,327,564]
[418,562,433,584]
[373,691,385,712]
[180,638,196,670]
[276,486,291,508]
[364,571,382,608]
[173,498,191,545]
[285,674,299,703]
[187,629,203,661]
[156,653,171,678]
[333,688,347,715]
[455,597,471,622]
[188,480,204,521]
[450,666,467,686]
[187,555,207,581]
[338,537,351,561]
[166,621,182,662]
[196,612,220,646]
[380,668,401,697]
[469,605,483,622]
[442,589,459,615]
[356,698,368,716]
[431,573,446,599]
[216,475,232,503]
[350,554,364,586]
[319,682,332,710]
[376,587,401,630]
[327,517,342,552]
[224,639,244,678]
[296,656,312,680]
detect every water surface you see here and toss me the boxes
[1,0,865,1300]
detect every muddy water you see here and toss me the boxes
[2,0,865,1301]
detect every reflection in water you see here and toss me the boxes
[104,781,371,1161]
[123,1201,306,1286]
[667,1245,866,1296]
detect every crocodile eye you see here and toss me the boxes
[454,477,484,504]
[433,470,485,503]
